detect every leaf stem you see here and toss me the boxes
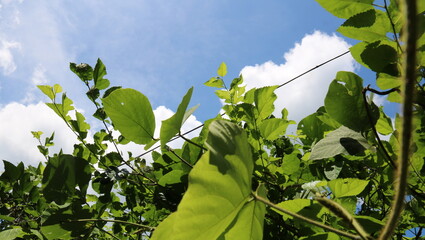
[252,193,362,240]
[361,86,396,169]
[378,0,417,238]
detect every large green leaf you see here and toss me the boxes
[254,86,278,120]
[0,227,25,239]
[350,40,399,75]
[102,88,155,144]
[310,126,371,160]
[152,120,263,240]
[328,178,369,198]
[338,9,390,41]
[315,0,374,19]
[160,87,198,148]
[259,118,294,141]
[42,155,91,204]
[219,184,267,240]
[324,71,379,132]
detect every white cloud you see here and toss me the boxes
[0,102,77,169]
[0,40,20,75]
[240,31,357,124]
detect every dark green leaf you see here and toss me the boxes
[324,71,379,132]
[338,9,390,41]
[69,63,93,81]
[93,58,110,90]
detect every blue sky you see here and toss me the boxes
[0,1,395,167]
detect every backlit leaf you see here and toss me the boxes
[259,118,294,141]
[160,87,197,148]
[217,62,227,77]
[328,178,369,198]
[204,77,225,88]
[338,9,390,41]
[254,86,278,120]
[273,199,312,221]
[310,126,371,160]
[315,0,374,19]
[102,88,155,144]
[152,120,260,240]
[325,71,379,132]
[93,58,110,90]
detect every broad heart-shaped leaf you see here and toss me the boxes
[328,178,369,198]
[350,40,399,76]
[160,87,197,148]
[93,58,110,90]
[315,0,374,19]
[254,85,278,120]
[325,71,379,132]
[259,118,294,141]
[219,184,267,240]
[102,88,155,144]
[273,199,312,221]
[297,107,335,146]
[42,155,91,204]
[152,120,263,240]
[0,227,25,239]
[310,126,371,160]
[338,9,390,42]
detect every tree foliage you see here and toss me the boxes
[1,0,425,239]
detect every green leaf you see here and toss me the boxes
[328,178,369,198]
[204,77,224,88]
[354,215,384,234]
[315,0,374,19]
[42,155,91,204]
[299,232,340,240]
[217,62,227,77]
[282,152,300,175]
[158,170,184,186]
[219,184,267,240]
[254,86,278,120]
[0,160,24,182]
[376,107,393,135]
[152,120,259,240]
[69,62,93,81]
[160,87,196,148]
[0,227,25,239]
[273,199,312,221]
[37,85,55,100]
[93,58,110,90]
[324,160,344,180]
[45,93,75,121]
[338,9,390,41]
[259,118,294,141]
[350,40,399,75]
[102,88,155,144]
[376,73,401,90]
[310,126,371,160]
[325,71,379,132]
[297,107,335,146]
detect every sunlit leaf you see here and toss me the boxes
[102,88,155,144]
[315,0,374,19]
[310,126,371,160]
[93,58,110,90]
[217,62,227,77]
[338,9,390,41]
[160,87,197,148]
[273,199,312,221]
[259,118,294,141]
[328,178,369,198]
[204,77,225,88]
[152,120,261,240]
[325,71,379,132]
[254,86,278,120]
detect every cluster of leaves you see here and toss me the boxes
[1,0,425,239]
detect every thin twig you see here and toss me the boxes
[166,146,193,168]
[178,133,207,151]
